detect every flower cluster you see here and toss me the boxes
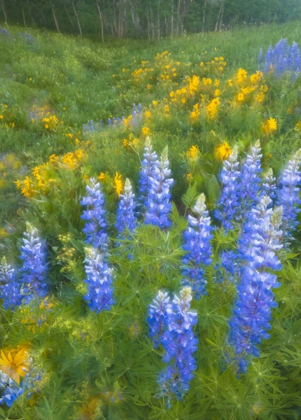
[0,348,41,407]
[0,26,9,36]
[229,197,283,373]
[181,194,213,298]
[19,224,48,303]
[0,371,23,407]
[148,288,198,407]
[83,247,114,313]
[80,179,108,252]
[238,140,263,222]
[144,146,174,229]
[259,38,301,78]
[261,167,277,203]
[262,117,277,135]
[215,145,241,229]
[115,178,137,238]
[0,258,22,310]
[277,148,301,243]
[83,103,142,133]
[138,137,159,211]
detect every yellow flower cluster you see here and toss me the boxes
[233,69,267,105]
[29,104,51,121]
[42,114,59,131]
[215,142,232,160]
[114,172,123,196]
[20,297,53,334]
[262,118,277,135]
[0,347,30,384]
[15,149,86,198]
[187,145,200,162]
[200,56,227,73]
[61,149,85,169]
[131,51,181,86]
[0,153,22,189]
[207,98,221,120]
[123,133,140,149]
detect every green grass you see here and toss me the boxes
[1,21,301,237]
[1,22,301,419]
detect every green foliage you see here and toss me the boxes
[1,23,301,419]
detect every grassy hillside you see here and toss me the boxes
[1,22,301,237]
[0,22,301,419]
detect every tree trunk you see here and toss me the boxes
[219,0,225,30]
[1,0,7,24]
[72,1,83,36]
[27,0,35,24]
[96,1,104,42]
[176,0,181,35]
[146,9,150,41]
[52,5,60,33]
[215,1,222,31]
[202,0,207,32]
[22,7,27,27]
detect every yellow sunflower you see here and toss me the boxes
[0,348,30,384]
[215,142,232,161]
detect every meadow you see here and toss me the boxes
[0,21,301,419]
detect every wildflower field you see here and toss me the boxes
[1,21,301,419]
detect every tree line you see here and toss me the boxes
[1,0,301,40]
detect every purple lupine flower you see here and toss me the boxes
[0,26,9,36]
[138,137,159,210]
[160,287,198,407]
[236,140,262,223]
[19,224,48,303]
[147,290,170,349]
[0,372,23,407]
[261,167,277,203]
[83,247,114,313]
[221,169,277,282]
[219,250,241,282]
[277,148,301,243]
[229,197,283,373]
[23,368,42,400]
[260,39,301,79]
[181,194,213,298]
[215,145,241,230]
[0,258,22,310]
[115,179,137,238]
[145,146,174,229]
[80,178,108,252]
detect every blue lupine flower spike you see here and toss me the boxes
[83,247,114,313]
[215,145,241,230]
[145,145,174,229]
[181,194,213,298]
[0,257,22,310]
[238,140,262,222]
[115,178,137,238]
[19,224,48,303]
[80,178,108,252]
[138,137,159,212]
[0,371,23,407]
[229,197,283,373]
[261,167,277,204]
[160,287,198,407]
[278,148,301,244]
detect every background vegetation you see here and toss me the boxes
[1,0,301,40]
